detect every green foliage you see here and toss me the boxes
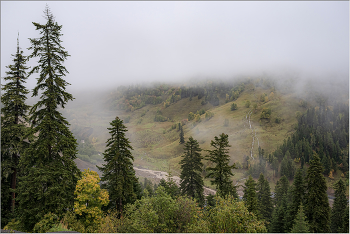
[330,179,349,233]
[194,113,201,123]
[32,212,60,233]
[97,116,138,213]
[245,100,251,108]
[3,219,26,233]
[1,35,31,226]
[280,151,295,179]
[205,110,214,120]
[188,112,195,121]
[256,173,273,222]
[274,117,281,123]
[206,133,237,198]
[74,169,109,231]
[179,125,185,144]
[206,195,267,233]
[260,108,271,119]
[270,194,288,233]
[16,7,81,231]
[291,204,310,233]
[154,114,167,122]
[47,223,72,232]
[120,186,205,233]
[285,168,306,232]
[180,137,204,206]
[305,153,330,233]
[230,102,238,111]
[158,176,180,200]
[274,175,289,206]
[242,175,259,216]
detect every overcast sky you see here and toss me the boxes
[1,1,349,90]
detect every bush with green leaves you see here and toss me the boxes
[206,195,267,233]
[119,186,206,233]
[32,212,60,233]
[260,108,271,119]
[231,102,238,111]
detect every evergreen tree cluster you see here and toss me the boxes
[267,104,349,177]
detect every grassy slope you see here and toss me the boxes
[65,79,310,190]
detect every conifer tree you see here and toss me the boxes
[274,175,289,206]
[285,168,306,232]
[205,133,237,198]
[256,173,273,222]
[179,124,185,144]
[16,6,81,231]
[305,153,330,233]
[330,179,348,233]
[270,194,287,233]
[243,175,259,216]
[1,34,30,227]
[97,116,138,214]
[180,137,204,205]
[290,204,310,233]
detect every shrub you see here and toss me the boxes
[260,108,271,119]
[245,100,251,108]
[275,117,281,123]
[231,102,238,111]
[32,212,60,233]
[188,112,195,121]
[206,195,267,233]
[3,219,26,233]
[205,111,214,120]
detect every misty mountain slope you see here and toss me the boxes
[63,78,310,177]
[60,76,348,193]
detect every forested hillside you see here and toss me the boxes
[1,3,348,233]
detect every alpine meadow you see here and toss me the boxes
[1,2,349,233]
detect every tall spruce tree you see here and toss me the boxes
[205,133,237,198]
[270,194,288,233]
[16,6,81,231]
[285,168,306,232]
[274,175,289,206]
[256,173,273,222]
[97,116,138,214]
[1,34,30,227]
[243,175,259,216]
[305,153,330,233]
[330,179,348,233]
[179,137,204,205]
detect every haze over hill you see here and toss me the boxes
[2,1,348,90]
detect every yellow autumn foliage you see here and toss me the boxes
[74,169,109,231]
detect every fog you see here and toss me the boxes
[1,1,348,92]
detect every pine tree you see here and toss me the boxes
[285,168,306,232]
[330,179,348,233]
[205,133,237,198]
[1,34,30,227]
[274,175,289,206]
[270,194,287,233]
[16,6,81,231]
[256,173,273,222]
[179,124,185,144]
[243,175,259,216]
[180,137,204,205]
[290,204,310,233]
[97,116,138,214]
[305,153,330,233]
